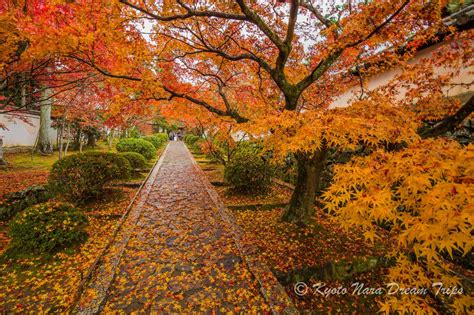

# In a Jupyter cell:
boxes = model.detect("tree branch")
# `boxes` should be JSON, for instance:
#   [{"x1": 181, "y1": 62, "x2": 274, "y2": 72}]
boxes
[
  {"x1": 160, "y1": 86, "x2": 248, "y2": 123},
  {"x1": 299, "y1": 0, "x2": 332, "y2": 28},
  {"x1": 68, "y1": 55, "x2": 142, "y2": 81},
  {"x1": 346, "y1": 0, "x2": 410, "y2": 48},
  {"x1": 296, "y1": 49, "x2": 343, "y2": 91},
  {"x1": 284, "y1": 0, "x2": 299, "y2": 45},
  {"x1": 119, "y1": 0, "x2": 248, "y2": 21},
  {"x1": 421, "y1": 95, "x2": 474, "y2": 138},
  {"x1": 235, "y1": 0, "x2": 284, "y2": 50}
]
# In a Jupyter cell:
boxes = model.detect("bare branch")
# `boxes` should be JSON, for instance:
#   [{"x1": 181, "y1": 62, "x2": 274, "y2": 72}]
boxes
[
  {"x1": 160, "y1": 85, "x2": 248, "y2": 123},
  {"x1": 68, "y1": 55, "x2": 142, "y2": 81},
  {"x1": 299, "y1": 0, "x2": 332, "y2": 28},
  {"x1": 119, "y1": 0, "x2": 248, "y2": 21}
]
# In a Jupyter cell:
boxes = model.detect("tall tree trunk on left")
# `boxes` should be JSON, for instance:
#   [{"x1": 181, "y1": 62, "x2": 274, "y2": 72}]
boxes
[
  {"x1": 0, "y1": 138, "x2": 6, "y2": 165},
  {"x1": 37, "y1": 87, "x2": 53, "y2": 154},
  {"x1": 64, "y1": 123, "x2": 71, "y2": 156},
  {"x1": 58, "y1": 120, "x2": 64, "y2": 160},
  {"x1": 21, "y1": 73, "x2": 27, "y2": 109}
]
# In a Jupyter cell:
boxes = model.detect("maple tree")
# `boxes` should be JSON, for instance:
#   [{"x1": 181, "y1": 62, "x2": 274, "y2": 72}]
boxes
[
  {"x1": 1, "y1": 0, "x2": 466, "y2": 221},
  {"x1": 68, "y1": 0, "x2": 469, "y2": 225},
  {"x1": 1, "y1": 0, "x2": 473, "y2": 312}
]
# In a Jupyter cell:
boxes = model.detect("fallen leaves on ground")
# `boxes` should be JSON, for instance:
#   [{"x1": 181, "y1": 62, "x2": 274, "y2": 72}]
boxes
[
  {"x1": 234, "y1": 209, "x2": 390, "y2": 313},
  {"x1": 198, "y1": 154, "x2": 392, "y2": 313},
  {"x1": 0, "y1": 187, "x2": 136, "y2": 312},
  {"x1": 0, "y1": 170, "x2": 49, "y2": 202}
]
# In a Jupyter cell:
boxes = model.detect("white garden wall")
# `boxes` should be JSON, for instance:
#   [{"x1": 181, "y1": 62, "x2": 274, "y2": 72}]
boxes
[
  {"x1": 0, "y1": 112, "x2": 57, "y2": 149},
  {"x1": 331, "y1": 40, "x2": 474, "y2": 108}
]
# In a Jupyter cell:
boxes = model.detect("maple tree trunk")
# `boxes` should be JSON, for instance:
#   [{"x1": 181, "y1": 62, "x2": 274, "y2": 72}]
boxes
[
  {"x1": 64, "y1": 124, "x2": 71, "y2": 156},
  {"x1": 86, "y1": 133, "x2": 96, "y2": 147},
  {"x1": 21, "y1": 73, "x2": 27, "y2": 109},
  {"x1": 108, "y1": 129, "x2": 115, "y2": 150},
  {"x1": 73, "y1": 125, "x2": 83, "y2": 150},
  {"x1": 58, "y1": 121, "x2": 64, "y2": 160},
  {"x1": 37, "y1": 87, "x2": 53, "y2": 155},
  {"x1": 0, "y1": 138, "x2": 6, "y2": 166},
  {"x1": 282, "y1": 148, "x2": 328, "y2": 225},
  {"x1": 79, "y1": 129, "x2": 83, "y2": 153}
]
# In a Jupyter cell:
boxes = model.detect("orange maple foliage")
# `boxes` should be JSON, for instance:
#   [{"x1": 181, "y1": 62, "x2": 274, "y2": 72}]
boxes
[{"x1": 1, "y1": 0, "x2": 472, "y2": 313}]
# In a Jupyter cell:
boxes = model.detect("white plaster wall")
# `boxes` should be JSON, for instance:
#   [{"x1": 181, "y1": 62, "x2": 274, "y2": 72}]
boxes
[
  {"x1": 331, "y1": 40, "x2": 474, "y2": 108},
  {"x1": 0, "y1": 113, "x2": 57, "y2": 147}
]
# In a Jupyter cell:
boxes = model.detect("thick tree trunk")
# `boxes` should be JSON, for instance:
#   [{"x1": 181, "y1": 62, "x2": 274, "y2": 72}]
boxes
[
  {"x1": 108, "y1": 129, "x2": 115, "y2": 150},
  {"x1": 86, "y1": 133, "x2": 96, "y2": 147},
  {"x1": 0, "y1": 138, "x2": 6, "y2": 165},
  {"x1": 37, "y1": 87, "x2": 53, "y2": 155},
  {"x1": 281, "y1": 148, "x2": 328, "y2": 225},
  {"x1": 73, "y1": 126, "x2": 81, "y2": 150}
]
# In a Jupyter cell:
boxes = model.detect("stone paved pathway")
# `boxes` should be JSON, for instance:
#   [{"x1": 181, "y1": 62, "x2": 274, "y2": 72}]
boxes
[{"x1": 75, "y1": 142, "x2": 278, "y2": 313}]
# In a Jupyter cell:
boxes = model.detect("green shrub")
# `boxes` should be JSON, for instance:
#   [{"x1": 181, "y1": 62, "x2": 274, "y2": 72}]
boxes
[
  {"x1": 224, "y1": 143, "x2": 273, "y2": 194},
  {"x1": 143, "y1": 135, "x2": 167, "y2": 149},
  {"x1": 116, "y1": 138, "x2": 156, "y2": 160},
  {"x1": 0, "y1": 185, "x2": 52, "y2": 222},
  {"x1": 128, "y1": 126, "x2": 141, "y2": 138},
  {"x1": 184, "y1": 134, "x2": 201, "y2": 146},
  {"x1": 49, "y1": 152, "x2": 131, "y2": 201},
  {"x1": 84, "y1": 152, "x2": 132, "y2": 174},
  {"x1": 154, "y1": 133, "x2": 168, "y2": 143},
  {"x1": 8, "y1": 201, "x2": 88, "y2": 255},
  {"x1": 184, "y1": 134, "x2": 203, "y2": 153},
  {"x1": 119, "y1": 152, "x2": 147, "y2": 169}
]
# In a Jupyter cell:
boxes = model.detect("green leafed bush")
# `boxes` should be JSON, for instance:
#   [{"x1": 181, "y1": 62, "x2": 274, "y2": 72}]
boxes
[
  {"x1": 116, "y1": 138, "x2": 156, "y2": 160},
  {"x1": 0, "y1": 185, "x2": 52, "y2": 222},
  {"x1": 49, "y1": 152, "x2": 131, "y2": 201},
  {"x1": 143, "y1": 134, "x2": 167, "y2": 149},
  {"x1": 119, "y1": 151, "x2": 147, "y2": 170},
  {"x1": 224, "y1": 143, "x2": 273, "y2": 194},
  {"x1": 184, "y1": 134, "x2": 201, "y2": 146},
  {"x1": 184, "y1": 134, "x2": 203, "y2": 153},
  {"x1": 154, "y1": 133, "x2": 169, "y2": 143},
  {"x1": 8, "y1": 201, "x2": 88, "y2": 256}
]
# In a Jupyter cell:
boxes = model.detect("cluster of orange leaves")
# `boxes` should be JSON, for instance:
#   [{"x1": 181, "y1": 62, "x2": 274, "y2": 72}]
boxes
[
  {"x1": 323, "y1": 138, "x2": 473, "y2": 313},
  {"x1": 249, "y1": 97, "x2": 419, "y2": 159}
]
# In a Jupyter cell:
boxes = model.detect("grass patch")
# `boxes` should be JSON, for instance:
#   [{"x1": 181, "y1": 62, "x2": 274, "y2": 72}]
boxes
[{"x1": 3, "y1": 140, "x2": 118, "y2": 171}]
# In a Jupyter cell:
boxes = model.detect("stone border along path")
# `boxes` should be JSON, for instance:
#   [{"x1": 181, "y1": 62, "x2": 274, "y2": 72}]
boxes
[{"x1": 73, "y1": 141, "x2": 297, "y2": 314}]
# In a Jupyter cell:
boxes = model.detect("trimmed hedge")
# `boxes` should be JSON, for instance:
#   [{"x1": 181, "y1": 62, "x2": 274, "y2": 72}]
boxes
[
  {"x1": 224, "y1": 143, "x2": 273, "y2": 194},
  {"x1": 8, "y1": 201, "x2": 88, "y2": 255},
  {"x1": 154, "y1": 133, "x2": 168, "y2": 143},
  {"x1": 184, "y1": 134, "x2": 201, "y2": 146},
  {"x1": 143, "y1": 134, "x2": 167, "y2": 149},
  {"x1": 49, "y1": 152, "x2": 131, "y2": 201},
  {"x1": 119, "y1": 152, "x2": 147, "y2": 169},
  {"x1": 184, "y1": 134, "x2": 203, "y2": 153},
  {"x1": 116, "y1": 138, "x2": 156, "y2": 160}
]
